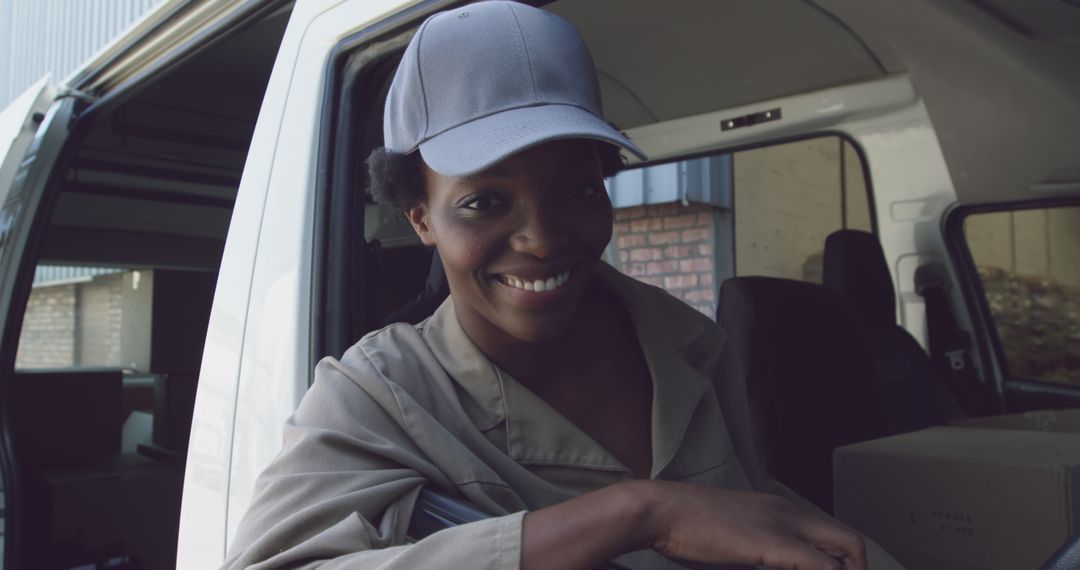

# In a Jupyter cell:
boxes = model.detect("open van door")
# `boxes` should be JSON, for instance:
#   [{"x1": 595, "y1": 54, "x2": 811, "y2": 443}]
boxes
[
  {"x1": 0, "y1": 78, "x2": 57, "y2": 207},
  {"x1": 0, "y1": 79, "x2": 81, "y2": 569}
]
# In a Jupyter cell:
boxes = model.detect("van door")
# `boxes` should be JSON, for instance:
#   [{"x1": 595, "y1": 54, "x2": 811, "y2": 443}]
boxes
[
  {"x1": 0, "y1": 87, "x2": 80, "y2": 570},
  {"x1": 177, "y1": 1, "x2": 451, "y2": 566},
  {"x1": 0, "y1": 78, "x2": 56, "y2": 208}
]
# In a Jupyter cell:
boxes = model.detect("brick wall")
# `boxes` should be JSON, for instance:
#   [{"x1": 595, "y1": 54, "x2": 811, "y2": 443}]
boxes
[
  {"x1": 78, "y1": 273, "x2": 125, "y2": 366},
  {"x1": 611, "y1": 202, "x2": 716, "y2": 317},
  {"x1": 734, "y1": 137, "x2": 865, "y2": 283},
  {"x1": 16, "y1": 283, "x2": 77, "y2": 368},
  {"x1": 15, "y1": 272, "x2": 152, "y2": 369},
  {"x1": 607, "y1": 137, "x2": 874, "y2": 318}
]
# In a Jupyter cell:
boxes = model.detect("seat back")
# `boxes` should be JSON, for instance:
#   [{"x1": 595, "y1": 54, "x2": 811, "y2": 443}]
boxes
[
  {"x1": 717, "y1": 276, "x2": 889, "y2": 512},
  {"x1": 823, "y1": 229, "x2": 965, "y2": 429},
  {"x1": 384, "y1": 248, "x2": 449, "y2": 326}
]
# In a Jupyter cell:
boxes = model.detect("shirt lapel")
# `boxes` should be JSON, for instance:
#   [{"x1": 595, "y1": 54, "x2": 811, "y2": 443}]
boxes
[
  {"x1": 425, "y1": 296, "x2": 627, "y2": 473},
  {"x1": 424, "y1": 263, "x2": 724, "y2": 480},
  {"x1": 594, "y1": 263, "x2": 715, "y2": 479},
  {"x1": 423, "y1": 298, "x2": 506, "y2": 431},
  {"x1": 499, "y1": 366, "x2": 629, "y2": 473}
]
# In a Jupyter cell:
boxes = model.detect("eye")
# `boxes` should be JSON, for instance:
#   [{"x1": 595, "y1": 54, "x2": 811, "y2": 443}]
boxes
[
  {"x1": 567, "y1": 183, "x2": 603, "y2": 200},
  {"x1": 459, "y1": 193, "x2": 506, "y2": 212}
]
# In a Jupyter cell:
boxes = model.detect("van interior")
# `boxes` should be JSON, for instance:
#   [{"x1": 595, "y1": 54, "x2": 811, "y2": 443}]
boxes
[{"x1": 3, "y1": 0, "x2": 1079, "y2": 568}]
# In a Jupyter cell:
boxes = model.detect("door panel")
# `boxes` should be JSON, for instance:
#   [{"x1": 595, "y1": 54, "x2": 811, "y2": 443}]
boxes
[{"x1": 0, "y1": 96, "x2": 78, "y2": 570}]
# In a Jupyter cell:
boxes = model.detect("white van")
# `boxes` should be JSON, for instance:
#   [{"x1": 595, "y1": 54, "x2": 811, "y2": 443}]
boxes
[{"x1": 1, "y1": 0, "x2": 1077, "y2": 568}]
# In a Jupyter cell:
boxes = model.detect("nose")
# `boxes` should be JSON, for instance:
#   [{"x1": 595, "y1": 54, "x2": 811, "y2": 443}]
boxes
[{"x1": 510, "y1": 201, "x2": 569, "y2": 259}]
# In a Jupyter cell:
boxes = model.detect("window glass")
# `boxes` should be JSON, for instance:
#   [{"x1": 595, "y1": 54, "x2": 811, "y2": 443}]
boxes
[
  {"x1": 964, "y1": 206, "x2": 1080, "y2": 386},
  {"x1": 16, "y1": 266, "x2": 152, "y2": 370},
  {"x1": 605, "y1": 136, "x2": 872, "y2": 317},
  {"x1": 734, "y1": 137, "x2": 871, "y2": 283}
]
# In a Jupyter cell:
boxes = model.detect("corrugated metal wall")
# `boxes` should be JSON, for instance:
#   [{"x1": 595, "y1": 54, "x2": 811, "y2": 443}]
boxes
[
  {"x1": 33, "y1": 265, "x2": 124, "y2": 287},
  {"x1": 0, "y1": 0, "x2": 166, "y2": 109}
]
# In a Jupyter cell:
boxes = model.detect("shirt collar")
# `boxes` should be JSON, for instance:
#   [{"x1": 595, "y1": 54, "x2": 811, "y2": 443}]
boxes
[{"x1": 423, "y1": 262, "x2": 714, "y2": 478}]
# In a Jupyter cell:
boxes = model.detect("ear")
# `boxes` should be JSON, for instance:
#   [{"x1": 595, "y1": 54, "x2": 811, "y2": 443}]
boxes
[{"x1": 405, "y1": 204, "x2": 437, "y2": 246}]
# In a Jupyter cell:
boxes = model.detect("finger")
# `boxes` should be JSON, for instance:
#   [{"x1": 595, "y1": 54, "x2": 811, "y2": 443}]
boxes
[
  {"x1": 815, "y1": 545, "x2": 867, "y2": 570},
  {"x1": 672, "y1": 561, "x2": 754, "y2": 570},
  {"x1": 760, "y1": 539, "x2": 846, "y2": 570},
  {"x1": 796, "y1": 519, "x2": 868, "y2": 570}
]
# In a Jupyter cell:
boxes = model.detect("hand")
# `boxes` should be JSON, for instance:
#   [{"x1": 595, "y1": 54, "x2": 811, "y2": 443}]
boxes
[{"x1": 638, "y1": 481, "x2": 867, "y2": 570}]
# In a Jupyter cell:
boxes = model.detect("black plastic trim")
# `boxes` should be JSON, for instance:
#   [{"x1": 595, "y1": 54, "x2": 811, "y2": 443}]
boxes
[
  {"x1": 74, "y1": 157, "x2": 241, "y2": 188},
  {"x1": 1004, "y1": 379, "x2": 1080, "y2": 411},
  {"x1": 0, "y1": 98, "x2": 84, "y2": 570},
  {"x1": 309, "y1": 0, "x2": 461, "y2": 380},
  {"x1": 68, "y1": 182, "x2": 235, "y2": 209},
  {"x1": 407, "y1": 487, "x2": 489, "y2": 539}
]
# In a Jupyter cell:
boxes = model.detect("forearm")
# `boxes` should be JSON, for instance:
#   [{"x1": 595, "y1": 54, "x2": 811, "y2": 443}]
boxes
[
  {"x1": 522, "y1": 480, "x2": 656, "y2": 570},
  {"x1": 524, "y1": 479, "x2": 875, "y2": 570}
]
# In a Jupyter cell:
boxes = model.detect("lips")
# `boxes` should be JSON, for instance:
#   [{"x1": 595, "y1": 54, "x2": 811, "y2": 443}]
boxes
[{"x1": 494, "y1": 269, "x2": 572, "y2": 292}]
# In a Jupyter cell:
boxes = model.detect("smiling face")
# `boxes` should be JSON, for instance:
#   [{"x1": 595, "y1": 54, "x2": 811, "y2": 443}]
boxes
[{"x1": 405, "y1": 139, "x2": 614, "y2": 345}]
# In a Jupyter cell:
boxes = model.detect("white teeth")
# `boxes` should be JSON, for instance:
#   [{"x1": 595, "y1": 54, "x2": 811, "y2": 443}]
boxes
[{"x1": 500, "y1": 270, "x2": 572, "y2": 292}]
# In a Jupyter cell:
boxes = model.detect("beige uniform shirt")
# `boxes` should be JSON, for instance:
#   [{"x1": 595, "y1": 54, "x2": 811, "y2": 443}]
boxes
[{"x1": 223, "y1": 264, "x2": 903, "y2": 569}]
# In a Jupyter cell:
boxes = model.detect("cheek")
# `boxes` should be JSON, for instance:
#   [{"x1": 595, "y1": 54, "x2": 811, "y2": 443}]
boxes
[
  {"x1": 436, "y1": 221, "x2": 503, "y2": 280},
  {"x1": 576, "y1": 206, "x2": 614, "y2": 254}
]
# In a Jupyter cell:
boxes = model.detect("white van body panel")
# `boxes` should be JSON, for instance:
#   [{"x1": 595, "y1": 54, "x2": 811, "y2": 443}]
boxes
[
  {"x1": 176, "y1": 2, "x2": 309, "y2": 565},
  {"x1": 843, "y1": 101, "x2": 960, "y2": 352},
  {"x1": 178, "y1": 0, "x2": 424, "y2": 566}
]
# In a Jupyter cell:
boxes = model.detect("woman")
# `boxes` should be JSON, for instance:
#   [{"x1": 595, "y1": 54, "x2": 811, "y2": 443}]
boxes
[{"x1": 224, "y1": 2, "x2": 897, "y2": 568}]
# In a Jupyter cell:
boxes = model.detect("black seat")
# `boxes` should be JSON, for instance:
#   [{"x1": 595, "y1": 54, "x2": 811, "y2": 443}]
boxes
[
  {"x1": 717, "y1": 276, "x2": 890, "y2": 513},
  {"x1": 384, "y1": 249, "x2": 449, "y2": 326},
  {"x1": 823, "y1": 230, "x2": 965, "y2": 431}
]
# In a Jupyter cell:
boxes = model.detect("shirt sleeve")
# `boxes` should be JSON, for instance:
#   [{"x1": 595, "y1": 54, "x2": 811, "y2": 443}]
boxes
[{"x1": 221, "y1": 357, "x2": 525, "y2": 570}]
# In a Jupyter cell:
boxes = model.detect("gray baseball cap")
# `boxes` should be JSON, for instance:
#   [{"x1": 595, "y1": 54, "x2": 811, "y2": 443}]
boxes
[{"x1": 383, "y1": 0, "x2": 647, "y2": 177}]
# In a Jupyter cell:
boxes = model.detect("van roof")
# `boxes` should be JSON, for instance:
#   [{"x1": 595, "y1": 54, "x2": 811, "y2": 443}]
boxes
[
  {"x1": 549, "y1": 0, "x2": 1080, "y2": 205},
  {"x1": 67, "y1": 0, "x2": 1080, "y2": 206}
]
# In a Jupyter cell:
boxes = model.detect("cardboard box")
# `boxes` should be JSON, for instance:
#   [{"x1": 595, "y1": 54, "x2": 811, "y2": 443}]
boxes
[{"x1": 834, "y1": 409, "x2": 1080, "y2": 570}]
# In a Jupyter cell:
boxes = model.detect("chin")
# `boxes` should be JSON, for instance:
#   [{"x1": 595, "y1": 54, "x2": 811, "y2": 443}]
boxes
[{"x1": 502, "y1": 312, "x2": 578, "y2": 344}]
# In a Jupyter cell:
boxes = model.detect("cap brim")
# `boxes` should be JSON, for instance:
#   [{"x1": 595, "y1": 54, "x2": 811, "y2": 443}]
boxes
[{"x1": 417, "y1": 104, "x2": 648, "y2": 177}]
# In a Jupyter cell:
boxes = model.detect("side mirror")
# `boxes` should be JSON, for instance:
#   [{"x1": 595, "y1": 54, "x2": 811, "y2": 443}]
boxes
[{"x1": 1039, "y1": 532, "x2": 1080, "y2": 570}]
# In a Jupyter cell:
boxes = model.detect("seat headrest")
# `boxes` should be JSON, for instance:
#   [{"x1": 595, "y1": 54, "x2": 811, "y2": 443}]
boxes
[{"x1": 823, "y1": 230, "x2": 895, "y2": 328}]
